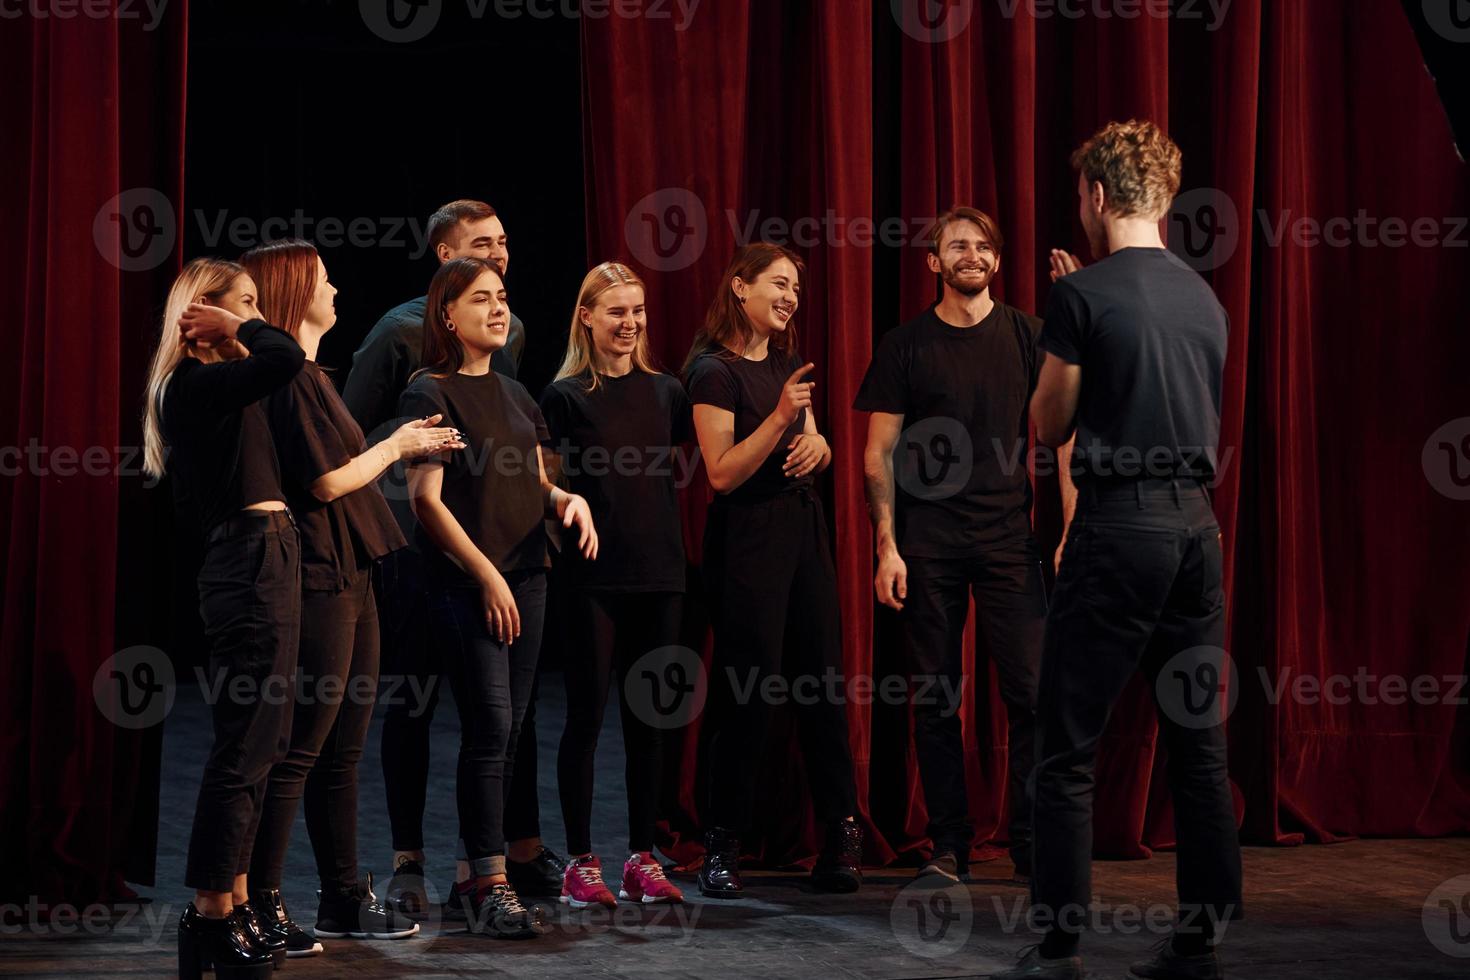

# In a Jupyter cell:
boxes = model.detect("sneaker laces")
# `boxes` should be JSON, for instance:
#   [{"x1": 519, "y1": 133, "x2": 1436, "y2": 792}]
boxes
[
  {"x1": 574, "y1": 860, "x2": 607, "y2": 886},
  {"x1": 491, "y1": 883, "x2": 529, "y2": 917},
  {"x1": 635, "y1": 858, "x2": 669, "y2": 881}
]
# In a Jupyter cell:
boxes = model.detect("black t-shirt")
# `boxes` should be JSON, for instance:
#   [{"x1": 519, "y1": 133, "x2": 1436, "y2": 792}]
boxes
[
  {"x1": 398, "y1": 369, "x2": 550, "y2": 587},
  {"x1": 854, "y1": 302, "x2": 1042, "y2": 558},
  {"x1": 686, "y1": 347, "x2": 811, "y2": 501},
  {"x1": 1039, "y1": 247, "x2": 1228, "y2": 482},
  {"x1": 162, "y1": 320, "x2": 305, "y2": 532},
  {"x1": 540, "y1": 370, "x2": 691, "y2": 593},
  {"x1": 267, "y1": 361, "x2": 406, "y2": 592}
]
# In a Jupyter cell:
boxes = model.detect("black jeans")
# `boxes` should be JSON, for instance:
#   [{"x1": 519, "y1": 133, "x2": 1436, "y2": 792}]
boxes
[
  {"x1": 378, "y1": 548, "x2": 544, "y2": 854},
  {"x1": 249, "y1": 569, "x2": 380, "y2": 896},
  {"x1": 904, "y1": 530, "x2": 1045, "y2": 871},
  {"x1": 185, "y1": 510, "x2": 301, "y2": 893},
  {"x1": 1032, "y1": 480, "x2": 1242, "y2": 947},
  {"x1": 429, "y1": 570, "x2": 547, "y2": 876},
  {"x1": 558, "y1": 591, "x2": 682, "y2": 856},
  {"x1": 703, "y1": 488, "x2": 858, "y2": 837}
]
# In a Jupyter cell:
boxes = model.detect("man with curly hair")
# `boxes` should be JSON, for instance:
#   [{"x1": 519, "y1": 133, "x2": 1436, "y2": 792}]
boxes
[{"x1": 996, "y1": 120, "x2": 1242, "y2": 980}]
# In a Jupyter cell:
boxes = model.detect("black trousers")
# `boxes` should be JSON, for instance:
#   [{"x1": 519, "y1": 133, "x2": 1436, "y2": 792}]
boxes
[
  {"x1": 557, "y1": 590, "x2": 682, "y2": 856},
  {"x1": 185, "y1": 510, "x2": 301, "y2": 893},
  {"x1": 903, "y1": 530, "x2": 1045, "y2": 871},
  {"x1": 428, "y1": 571, "x2": 547, "y2": 876},
  {"x1": 703, "y1": 488, "x2": 858, "y2": 837},
  {"x1": 378, "y1": 548, "x2": 544, "y2": 854},
  {"x1": 1032, "y1": 480, "x2": 1243, "y2": 944},
  {"x1": 249, "y1": 570, "x2": 380, "y2": 896}
]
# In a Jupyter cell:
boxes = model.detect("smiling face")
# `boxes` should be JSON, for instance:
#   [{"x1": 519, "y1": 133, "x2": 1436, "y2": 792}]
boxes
[
  {"x1": 305, "y1": 256, "x2": 338, "y2": 332},
  {"x1": 582, "y1": 283, "x2": 646, "y2": 366},
  {"x1": 445, "y1": 267, "x2": 509, "y2": 360},
  {"x1": 929, "y1": 218, "x2": 999, "y2": 297},
  {"x1": 735, "y1": 257, "x2": 800, "y2": 337},
  {"x1": 443, "y1": 214, "x2": 509, "y2": 274}
]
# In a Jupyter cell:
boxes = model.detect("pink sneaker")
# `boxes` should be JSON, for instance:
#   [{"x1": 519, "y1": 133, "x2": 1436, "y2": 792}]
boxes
[
  {"x1": 560, "y1": 855, "x2": 617, "y2": 909},
  {"x1": 620, "y1": 852, "x2": 684, "y2": 904}
]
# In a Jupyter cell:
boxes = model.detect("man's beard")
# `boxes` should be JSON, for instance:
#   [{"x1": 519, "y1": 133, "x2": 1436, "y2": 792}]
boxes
[{"x1": 941, "y1": 261, "x2": 993, "y2": 296}]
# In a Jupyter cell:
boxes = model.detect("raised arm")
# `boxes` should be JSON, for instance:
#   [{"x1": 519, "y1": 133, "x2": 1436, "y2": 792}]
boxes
[{"x1": 172, "y1": 309, "x2": 305, "y2": 417}]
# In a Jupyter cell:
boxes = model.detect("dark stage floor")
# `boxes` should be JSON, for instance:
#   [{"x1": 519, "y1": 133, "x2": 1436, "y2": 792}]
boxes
[{"x1": 5, "y1": 679, "x2": 1467, "y2": 979}]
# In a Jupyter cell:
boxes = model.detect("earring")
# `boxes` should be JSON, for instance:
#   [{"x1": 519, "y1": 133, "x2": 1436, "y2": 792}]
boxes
[
  {"x1": 447, "y1": 321, "x2": 456, "y2": 331},
  {"x1": 737, "y1": 294, "x2": 746, "y2": 305}
]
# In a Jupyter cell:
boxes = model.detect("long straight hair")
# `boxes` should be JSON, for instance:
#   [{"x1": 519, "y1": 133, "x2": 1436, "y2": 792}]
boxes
[
  {"x1": 416, "y1": 257, "x2": 505, "y2": 380},
  {"x1": 240, "y1": 238, "x2": 318, "y2": 338},
  {"x1": 555, "y1": 261, "x2": 661, "y2": 391},
  {"x1": 141, "y1": 258, "x2": 246, "y2": 479},
  {"x1": 682, "y1": 241, "x2": 804, "y2": 380}
]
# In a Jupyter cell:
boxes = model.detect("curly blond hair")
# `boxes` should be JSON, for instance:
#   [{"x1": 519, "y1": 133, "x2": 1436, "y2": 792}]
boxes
[{"x1": 1070, "y1": 119, "x2": 1182, "y2": 220}]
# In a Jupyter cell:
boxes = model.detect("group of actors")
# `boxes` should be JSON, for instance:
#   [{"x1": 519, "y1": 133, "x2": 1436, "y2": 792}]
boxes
[{"x1": 147, "y1": 119, "x2": 1242, "y2": 980}]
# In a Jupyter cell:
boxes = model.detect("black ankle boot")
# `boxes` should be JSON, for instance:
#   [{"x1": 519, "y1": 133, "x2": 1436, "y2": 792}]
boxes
[
  {"x1": 231, "y1": 900, "x2": 286, "y2": 968},
  {"x1": 812, "y1": 818, "x2": 863, "y2": 893},
  {"x1": 177, "y1": 902, "x2": 274, "y2": 980},
  {"x1": 699, "y1": 827, "x2": 743, "y2": 899}
]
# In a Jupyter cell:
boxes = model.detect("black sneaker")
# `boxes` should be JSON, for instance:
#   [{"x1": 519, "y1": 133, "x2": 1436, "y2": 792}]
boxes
[
  {"x1": 1130, "y1": 937, "x2": 1224, "y2": 979},
  {"x1": 466, "y1": 882, "x2": 545, "y2": 940},
  {"x1": 249, "y1": 888, "x2": 323, "y2": 957},
  {"x1": 384, "y1": 857, "x2": 432, "y2": 920},
  {"x1": 698, "y1": 827, "x2": 743, "y2": 899},
  {"x1": 994, "y1": 943, "x2": 1084, "y2": 980},
  {"x1": 811, "y1": 818, "x2": 863, "y2": 893},
  {"x1": 916, "y1": 850, "x2": 963, "y2": 884},
  {"x1": 506, "y1": 845, "x2": 568, "y2": 898},
  {"x1": 315, "y1": 872, "x2": 420, "y2": 940}
]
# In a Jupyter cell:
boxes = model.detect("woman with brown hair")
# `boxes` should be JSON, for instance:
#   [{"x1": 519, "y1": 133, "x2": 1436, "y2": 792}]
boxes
[
  {"x1": 400, "y1": 256, "x2": 597, "y2": 939},
  {"x1": 683, "y1": 242, "x2": 863, "y2": 900},
  {"x1": 542, "y1": 261, "x2": 689, "y2": 909},
  {"x1": 144, "y1": 258, "x2": 302, "y2": 979},
  {"x1": 237, "y1": 239, "x2": 454, "y2": 955}
]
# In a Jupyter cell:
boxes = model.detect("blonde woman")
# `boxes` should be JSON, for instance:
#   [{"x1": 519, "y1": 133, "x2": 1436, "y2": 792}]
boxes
[
  {"x1": 541, "y1": 262, "x2": 690, "y2": 908},
  {"x1": 143, "y1": 258, "x2": 304, "y2": 979}
]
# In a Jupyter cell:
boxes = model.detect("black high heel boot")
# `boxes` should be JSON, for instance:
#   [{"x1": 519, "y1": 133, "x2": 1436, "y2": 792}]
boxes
[
  {"x1": 233, "y1": 900, "x2": 287, "y2": 967},
  {"x1": 698, "y1": 827, "x2": 744, "y2": 899},
  {"x1": 177, "y1": 903, "x2": 274, "y2": 980}
]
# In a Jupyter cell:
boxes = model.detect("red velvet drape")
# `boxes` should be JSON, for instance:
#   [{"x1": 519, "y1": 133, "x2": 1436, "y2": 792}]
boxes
[
  {"x1": 583, "y1": 0, "x2": 1470, "y2": 867},
  {"x1": 0, "y1": 4, "x2": 188, "y2": 904}
]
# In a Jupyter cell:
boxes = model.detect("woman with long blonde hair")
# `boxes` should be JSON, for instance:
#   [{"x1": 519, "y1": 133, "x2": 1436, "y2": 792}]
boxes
[
  {"x1": 145, "y1": 257, "x2": 305, "y2": 980},
  {"x1": 541, "y1": 261, "x2": 690, "y2": 909}
]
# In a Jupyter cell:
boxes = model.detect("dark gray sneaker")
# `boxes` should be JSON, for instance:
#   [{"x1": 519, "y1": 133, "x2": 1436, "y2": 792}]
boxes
[
  {"x1": 994, "y1": 943, "x2": 1084, "y2": 980},
  {"x1": 1130, "y1": 938, "x2": 1224, "y2": 979},
  {"x1": 916, "y1": 850, "x2": 963, "y2": 884},
  {"x1": 314, "y1": 873, "x2": 420, "y2": 940}
]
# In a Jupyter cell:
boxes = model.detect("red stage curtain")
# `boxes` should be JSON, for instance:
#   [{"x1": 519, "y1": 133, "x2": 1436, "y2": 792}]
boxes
[
  {"x1": 583, "y1": 0, "x2": 1470, "y2": 868},
  {"x1": 0, "y1": 4, "x2": 188, "y2": 904}
]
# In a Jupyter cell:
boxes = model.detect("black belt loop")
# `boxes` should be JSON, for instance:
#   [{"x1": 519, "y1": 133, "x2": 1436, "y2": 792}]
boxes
[
  {"x1": 1172, "y1": 479, "x2": 1182, "y2": 509},
  {"x1": 1134, "y1": 481, "x2": 1144, "y2": 510}
]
